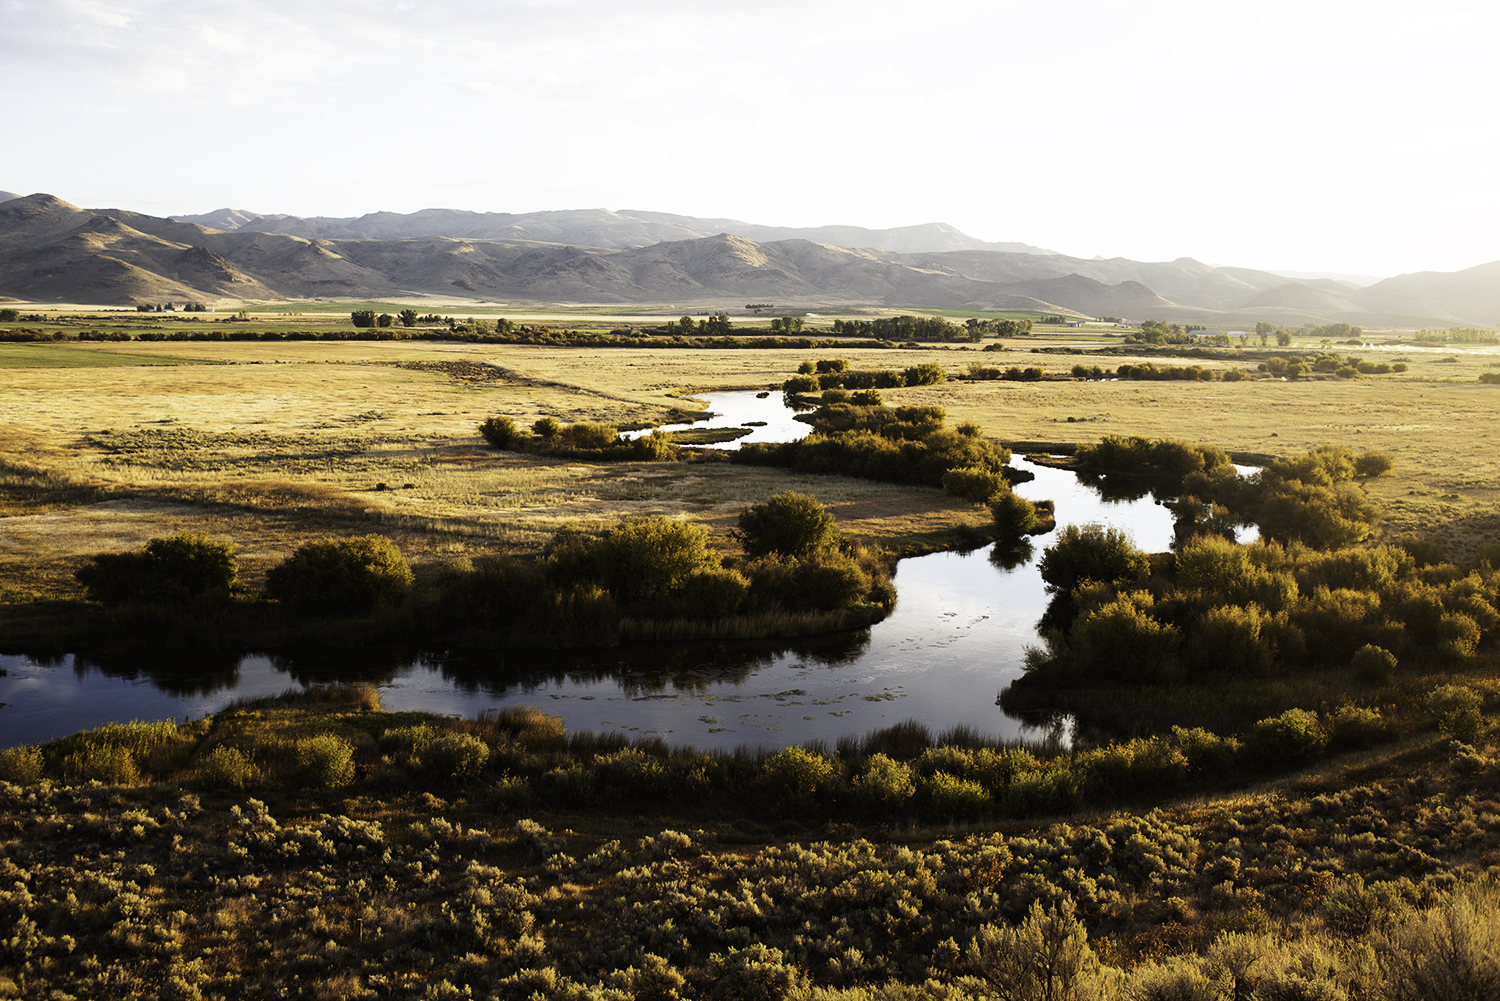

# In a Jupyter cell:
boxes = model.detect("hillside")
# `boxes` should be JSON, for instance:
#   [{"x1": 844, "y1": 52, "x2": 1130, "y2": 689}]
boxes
[
  {"x1": 3, "y1": 192, "x2": 1499, "y2": 325},
  {"x1": 174, "y1": 204, "x2": 1061, "y2": 257}
]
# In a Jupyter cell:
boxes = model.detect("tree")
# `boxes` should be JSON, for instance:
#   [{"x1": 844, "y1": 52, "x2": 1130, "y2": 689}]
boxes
[
  {"x1": 376, "y1": 313, "x2": 394, "y2": 328},
  {"x1": 398, "y1": 309, "x2": 418, "y2": 328},
  {"x1": 704, "y1": 312, "x2": 732, "y2": 335},
  {"x1": 736, "y1": 492, "x2": 840, "y2": 559},
  {"x1": 677, "y1": 315, "x2": 696, "y2": 334},
  {"x1": 350, "y1": 309, "x2": 376, "y2": 328}
]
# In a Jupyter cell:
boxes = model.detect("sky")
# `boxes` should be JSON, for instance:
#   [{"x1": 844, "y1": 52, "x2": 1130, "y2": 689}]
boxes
[{"x1": 2, "y1": 0, "x2": 1496, "y2": 279}]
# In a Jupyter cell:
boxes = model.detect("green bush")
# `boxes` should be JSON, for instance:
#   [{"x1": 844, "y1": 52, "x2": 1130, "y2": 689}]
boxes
[
  {"x1": 1380, "y1": 883, "x2": 1500, "y2": 1001},
  {"x1": 736, "y1": 491, "x2": 840, "y2": 559},
  {"x1": 991, "y1": 489, "x2": 1042, "y2": 539},
  {"x1": 592, "y1": 748, "x2": 669, "y2": 802},
  {"x1": 531, "y1": 416, "x2": 561, "y2": 439},
  {"x1": 925, "y1": 771, "x2": 992, "y2": 818},
  {"x1": 968, "y1": 898, "x2": 1100, "y2": 1000},
  {"x1": 1354, "y1": 451, "x2": 1395, "y2": 477},
  {"x1": 761, "y1": 746, "x2": 835, "y2": 803},
  {"x1": 266, "y1": 535, "x2": 414, "y2": 614},
  {"x1": 380, "y1": 723, "x2": 436, "y2": 758},
  {"x1": 556, "y1": 422, "x2": 619, "y2": 449},
  {"x1": 1244, "y1": 709, "x2": 1327, "y2": 769},
  {"x1": 1069, "y1": 591, "x2": 1182, "y2": 683},
  {"x1": 1170, "y1": 726, "x2": 1239, "y2": 772},
  {"x1": 903, "y1": 362, "x2": 946, "y2": 385},
  {"x1": 198, "y1": 745, "x2": 259, "y2": 789},
  {"x1": 1351, "y1": 643, "x2": 1398, "y2": 684},
  {"x1": 478, "y1": 415, "x2": 527, "y2": 449},
  {"x1": 422, "y1": 733, "x2": 489, "y2": 781},
  {"x1": 1327, "y1": 704, "x2": 1390, "y2": 751},
  {"x1": 591, "y1": 516, "x2": 720, "y2": 603},
  {"x1": 855, "y1": 753, "x2": 916, "y2": 806},
  {"x1": 1426, "y1": 684, "x2": 1484, "y2": 742},
  {"x1": 60, "y1": 744, "x2": 138, "y2": 785},
  {"x1": 942, "y1": 466, "x2": 1007, "y2": 502},
  {"x1": 0, "y1": 746, "x2": 43, "y2": 785},
  {"x1": 1038, "y1": 523, "x2": 1150, "y2": 592},
  {"x1": 297, "y1": 734, "x2": 356, "y2": 788},
  {"x1": 680, "y1": 566, "x2": 751, "y2": 618},
  {"x1": 1184, "y1": 603, "x2": 1276, "y2": 677},
  {"x1": 75, "y1": 532, "x2": 238, "y2": 604}
]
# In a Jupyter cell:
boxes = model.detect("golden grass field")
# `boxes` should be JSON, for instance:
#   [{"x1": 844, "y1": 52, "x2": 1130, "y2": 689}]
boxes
[{"x1": 2, "y1": 331, "x2": 1497, "y2": 601}]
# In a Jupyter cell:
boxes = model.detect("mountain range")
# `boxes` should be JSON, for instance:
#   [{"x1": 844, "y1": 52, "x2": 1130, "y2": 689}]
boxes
[{"x1": 1, "y1": 191, "x2": 1496, "y2": 327}]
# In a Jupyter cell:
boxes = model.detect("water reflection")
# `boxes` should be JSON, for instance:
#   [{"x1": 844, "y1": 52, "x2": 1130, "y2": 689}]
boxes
[{"x1": 1, "y1": 443, "x2": 1240, "y2": 751}]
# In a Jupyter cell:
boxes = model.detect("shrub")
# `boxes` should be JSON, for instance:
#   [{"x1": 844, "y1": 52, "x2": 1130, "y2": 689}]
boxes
[
  {"x1": 679, "y1": 566, "x2": 751, "y2": 618},
  {"x1": 197, "y1": 745, "x2": 259, "y2": 789},
  {"x1": 1327, "y1": 704, "x2": 1390, "y2": 750},
  {"x1": 592, "y1": 748, "x2": 668, "y2": 802},
  {"x1": 968, "y1": 898, "x2": 1100, "y2": 1001},
  {"x1": 556, "y1": 422, "x2": 619, "y2": 450},
  {"x1": 1426, "y1": 684, "x2": 1484, "y2": 742},
  {"x1": 925, "y1": 771, "x2": 992, "y2": 818},
  {"x1": 1184, "y1": 603, "x2": 1275, "y2": 677},
  {"x1": 991, "y1": 490, "x2": 1042, "y2": 538},
  {"x1": 75, "y1": 532, "x2": 238, "y2": 604},
  {"x1": 380, "y1": 723, "x2": 436, "y2": 758},
  {"x1": 856, "y1": 753, "x2": 916, "y2": 806},
  {"x1": 579, "y1": 516, "x2": 719, "y2": 601},
  {"x1": 1171, "y1": 726, "x2": 1239, "y2": 772},
  {"x1": 1380, "y1": 883, "x2": 1500, "y2": 1001},
  {"x1": 1243, "y1": 709, "x2": 1327, "y2": 769},
  {"x1": 1354, "y1": 451, "x2": 1394, "y2": 477},
  {"x1": 0, "y1": 746, "x2": 43, "y2": 785},
  {"x1": 761, "y1": 746, "x2": 835, "y2": 803},
  {"x1": 422, "y1": 733, "x2": 489, "y2": 781},
  {"x1": 266, "y1": 535, "x2": 414, "y2": 614},
  {"x1": 1038, "y1": 523, "x2": 1150, "y2": 592},
  {"x1": 1351, "y1": 643, "x2": 1397, "y2": 684},
  {"x1": 60, "y1": 744, "x2": 138, "y2": 785},
  {"x1": 1069, "y1": 591, "x2": 1182, "y2": 683},
  {"x1": 903, "y1": 362, "x2": 946, "y2": 385},
  {"x1": 478, "y1": 415, "x2": 526, "y2": 449},
  {"x1": 943, "y1": 465, "x2": 1007, "y2": 502},
  {"x1": 531, "y1": 416, "x2": 561, "y2": 439},
  {"x1": 298, "y1": 734, "x2": 355, "y2": 788},
  {"x1": 736, "y1": 491, "x2": 840, "y2": 559}
]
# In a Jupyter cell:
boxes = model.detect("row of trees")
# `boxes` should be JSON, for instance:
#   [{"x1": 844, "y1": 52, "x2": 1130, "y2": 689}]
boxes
[{"x1": 350, "y1": 308, "x2": 420, "y2": 328}]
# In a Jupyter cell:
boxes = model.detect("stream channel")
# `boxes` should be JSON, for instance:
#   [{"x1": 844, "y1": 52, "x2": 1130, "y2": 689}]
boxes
[{"x1": 0, "y1": 391, "x2": 1226, "y2": 751}]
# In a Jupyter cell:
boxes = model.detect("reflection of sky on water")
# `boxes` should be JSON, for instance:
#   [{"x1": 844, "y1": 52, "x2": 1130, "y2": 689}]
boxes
[
  {"x1": 624, "y1": 390, "x2": 814, "y2": 449},
  {"x1": 1, "y1": 421, "x2": 1238, "y2": 751}
]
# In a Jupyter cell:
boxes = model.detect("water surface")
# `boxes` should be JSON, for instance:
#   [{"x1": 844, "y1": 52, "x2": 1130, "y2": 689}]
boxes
[{"x1": 0, "y1": 397, "x2": 1212, "y2": 751}]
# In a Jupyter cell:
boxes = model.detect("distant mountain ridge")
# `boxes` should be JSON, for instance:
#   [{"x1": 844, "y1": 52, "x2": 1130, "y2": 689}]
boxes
[
  {"x1": 172, "y1": 205, "x2": 1060, "y2": 257},
  {"x1": 2, "y1": 192, "x2": 1497, "y2": 326}
]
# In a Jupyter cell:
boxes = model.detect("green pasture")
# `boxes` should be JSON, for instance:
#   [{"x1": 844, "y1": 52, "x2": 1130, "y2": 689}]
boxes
[{"x1": 0, "y1": 344, "x2": 211, "y2": 368}]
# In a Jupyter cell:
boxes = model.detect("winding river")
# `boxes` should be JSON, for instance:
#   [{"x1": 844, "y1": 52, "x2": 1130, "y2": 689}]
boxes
[{"x1": 0, "y1": 393, "x2": 1202, "y2": 751}]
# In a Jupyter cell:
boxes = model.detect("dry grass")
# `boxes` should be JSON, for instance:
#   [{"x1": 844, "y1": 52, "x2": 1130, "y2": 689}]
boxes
[{"x1": 2, "y1": 336, "x2": 1496, "y2": 598}]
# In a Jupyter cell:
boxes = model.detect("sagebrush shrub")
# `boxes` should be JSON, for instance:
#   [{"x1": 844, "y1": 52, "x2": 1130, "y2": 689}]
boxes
[
  {"x1": 297, "y1": 734, "x2": 355, "y2": 788},
  {"x1": 198, "y1": 746, "x2": 259, "y2": 789}
]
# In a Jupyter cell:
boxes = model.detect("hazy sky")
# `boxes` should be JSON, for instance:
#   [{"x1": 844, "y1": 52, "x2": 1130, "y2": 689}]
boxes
[{"x1": 3, "y1": 0, "x2": 1495, "y2": 278}]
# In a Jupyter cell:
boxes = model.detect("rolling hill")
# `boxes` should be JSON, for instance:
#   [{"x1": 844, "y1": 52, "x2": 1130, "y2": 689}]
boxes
[{"x1": 2, "y1": 192, "x2": 1497, "y2": 326}]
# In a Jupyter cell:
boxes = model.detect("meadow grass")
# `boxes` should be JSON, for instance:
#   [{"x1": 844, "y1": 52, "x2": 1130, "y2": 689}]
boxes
[
  {"x1": 2, "y1": 329, "x2": 1497, "y2": 607},
  {"x1": 0, "y1": 343, "x2": 212, "y2": 368}
]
